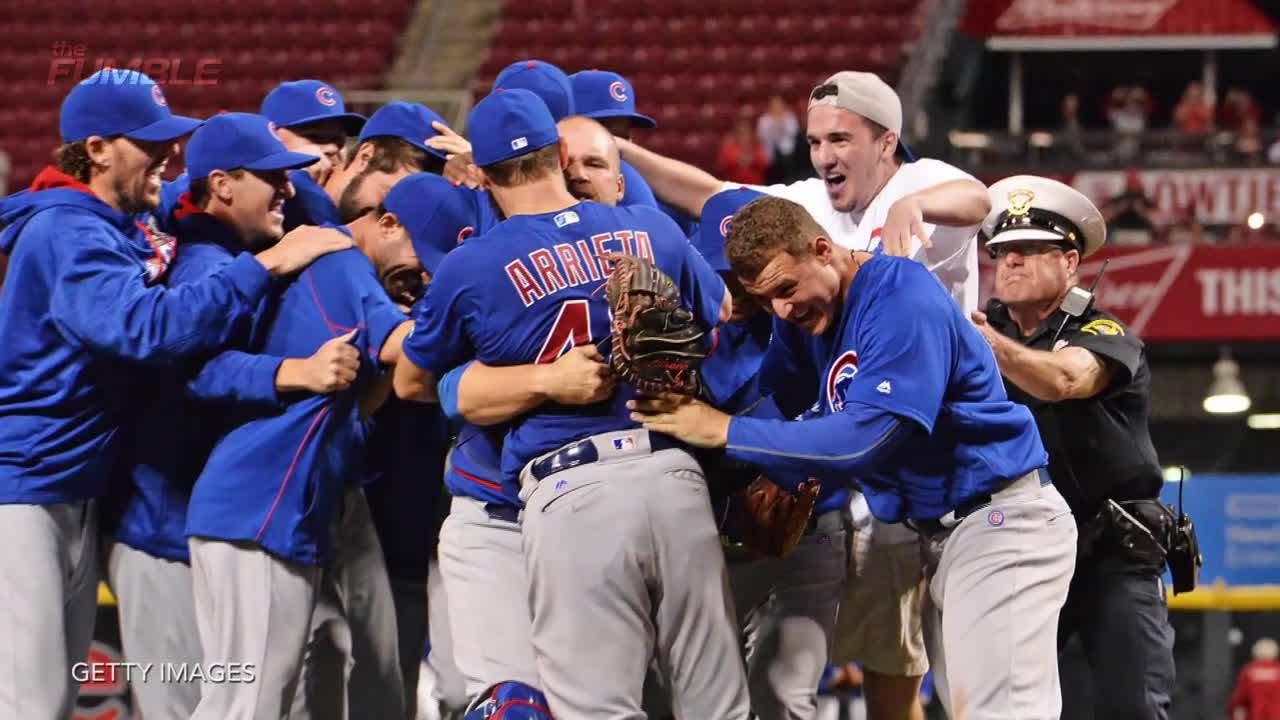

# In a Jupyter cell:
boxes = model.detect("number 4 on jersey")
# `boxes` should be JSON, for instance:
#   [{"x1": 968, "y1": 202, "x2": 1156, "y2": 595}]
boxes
[{"x1": 537, "y1": 299, "x2": 592, "y2": 363}]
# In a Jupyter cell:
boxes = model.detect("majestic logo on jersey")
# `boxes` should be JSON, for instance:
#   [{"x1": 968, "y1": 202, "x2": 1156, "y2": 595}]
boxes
[
  {"x1": 719, "y1": 214, "x2": 733, "y2": 238},
  {"x1": 609, "y1": 81, "x2": 628, "y2": 102},
  {"x1": 315, "y1": 85, "x2": 337, "y2": 106},
  {"x1": 1080, "y1": 318, "x2": 1124, "y2": 336},
  {"x1": 876, "y1": 380, "x2": 892, "y2": 395},
  {"x1": 1007, "y1": 188, "x2": 1035, "y2": 217},
  {"x1": 826, "y1": 351, "x2": 859, "y2": 412},
  {"x1": 457, "y1": 226, "x2": 475, "y2": 244},
  {"x1": 151, "y1": 84, "x2": 168, "y2": 107}
]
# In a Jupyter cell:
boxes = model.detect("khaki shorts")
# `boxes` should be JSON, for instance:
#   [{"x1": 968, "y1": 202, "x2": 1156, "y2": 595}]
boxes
[{"x1": 832, "y1": 517, "x2": 929, "y2": 677}]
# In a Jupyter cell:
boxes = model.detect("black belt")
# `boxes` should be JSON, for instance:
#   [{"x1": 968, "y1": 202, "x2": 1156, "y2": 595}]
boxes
[
  {"x1": 484, "y1": 503, "x2": 520, "y2": 523},
  {"x1": 905, "y1": 471, "x2": 1050, "y2": 537},
  {"x1": 530, "y1": 433, "x2": 683, "y2": 482}
]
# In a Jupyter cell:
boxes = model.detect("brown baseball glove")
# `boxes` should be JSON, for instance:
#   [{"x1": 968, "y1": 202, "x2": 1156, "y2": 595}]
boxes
[
  {"x1": 734, "y1": 476, "x2": 822, "y2": 558},
  {"x1": 604, "y1": 253, "x2": 711, "y2": 396}
]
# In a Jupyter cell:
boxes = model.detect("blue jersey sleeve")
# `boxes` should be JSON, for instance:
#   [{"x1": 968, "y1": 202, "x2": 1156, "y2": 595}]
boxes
[
  {"x1": 669, "y1": 226, "x2": 725, "y2": 331},
  {"x1": 48, "y1": 221, "x2": 271, "y2": 365},
  {"x1": 354, "y1": 269, "x2": 411, "y2": 366},
  {"x1": 619, "y1": 162, "x2": 659, "y2": 209},
  {"x1": 185, "y1": 351, "x2": 282, "y2": 406},
  {"x1": 436, "y1": 360, "x2": 473, "y2": 424},
  {"x1": 725, "y1": 404, "x2": 916, "y2": 488},
  {"x1": 402, "y1": 252, "x2": 477, "y2": 376},
  {"x1": 841, "y1": 263, "x2": 954, "y2": 433}
]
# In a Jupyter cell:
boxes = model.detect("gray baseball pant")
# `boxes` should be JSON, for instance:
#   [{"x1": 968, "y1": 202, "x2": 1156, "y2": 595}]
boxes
[
  {"x1": 730, "y1": 508, "x2": 849, "y2": 720},
  {"x1": 519, "y1": 432, "x2": 751, "y2": 720},
  {"x1": 423, "y1": 556, "x2": 468, "y2": 719},
  {"x1": 290, "y1": 485, "x2": 405, "y2": 720},
  {"x1": 436, "y1": 495, "x2": 540, "y2": 699},
  {"x1": 189, "y1": 537, "x2": 320, "y2": 720},
  {"x1": 0, "y1": 501, "x2": 99, "y2": 720},
  {"x1": 919, "y1": 471, "x2": 1077, "y2": 720},
  {"x1": 106, "y1": 541, "x2": 202, "y2": 718}
]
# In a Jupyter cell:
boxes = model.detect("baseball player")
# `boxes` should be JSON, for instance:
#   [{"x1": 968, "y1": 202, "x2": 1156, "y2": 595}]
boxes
[
  {"x1": 103, "y1": 112, "x2": 357, "y2": 720},
  {"x1": 260, "y1": 79, "x2": 368, "y2": 230},
  {"x1": 359, "y1": 172, "x2": 481, "y2": 719},
  {"x1": 621, "y1": 70, "x2": 991, "y2": 716},
  {"x1": 632, "y1": 195, "x2": 1078, "y2": 719},
  {"x1": 394, "y1": 89, "x2": 747, "y2": 719},
  {"x1": 0, "y1": 70, "x2": 347, "y2": 719},
  {"x1": 394, "y1": 112, "x2": 624, "y2": 716},
  {"x1": 182, "y1": 133, "x2": 418, "y2": 718},
  {"x1": 689, "y1": 188, "x2": 851, "y2": 720}
]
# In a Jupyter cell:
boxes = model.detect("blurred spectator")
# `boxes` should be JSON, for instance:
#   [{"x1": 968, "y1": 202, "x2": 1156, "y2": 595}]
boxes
[
  {"x1": 757, "y1": 95, "x2": 798, "y2": 170},
  {"x1": 1172, "y1": 82, "x2": 1213, "y2": 134},
  {"x1": 1228, "y1": 637, "x2": 1280, "y2": 720},
  {"x1": 1100, "y1": 169, "x2": 1159, "y2": 244},
  {"x1": 1217, "y1": 87, "x2": 1261, "y2": 133},
  {"x1": 1061, "y1": 93, "x2": 1084, "y2": 156},
  {"x1": 716, "y1": 113, "x2": 769, "y2": 185},
  {"x1": 1107, "y1": 86, "x2": 1150, "y2": 161}
]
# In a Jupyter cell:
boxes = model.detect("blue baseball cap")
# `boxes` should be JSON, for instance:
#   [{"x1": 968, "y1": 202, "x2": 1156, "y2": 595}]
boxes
[
  {"x1": 493, "y1": 60, "x2": 575, "y2": 121},
  {"x1": 60, "y1": 69, "x2": 203, "y2": 143},
  {"x1": 696, "y1": 188, "x2": 766, "y2": 272},
  {"x1": 467, "y1": 89, "x2": 560, "y2": 168},
  {"x1": 260, "y1": 80, "x2": 366, "y2": 134},
  {"x1": 185, "y1": 113, "x2": 320, "y2": 181},
  {"x1": 570, "y1": 70, "x2": 656, "y2": 129},
  {"x1": 383, "y1": 173, "x2": 479, "y2": 275},
  {"x1": 358, "y1": 101, "x2": 448, "y2": 159}
]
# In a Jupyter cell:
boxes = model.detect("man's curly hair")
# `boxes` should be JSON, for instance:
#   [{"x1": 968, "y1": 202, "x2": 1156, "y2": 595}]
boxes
[{"x1": 724, "y1": 195, "x2": 828, "y2": 279}]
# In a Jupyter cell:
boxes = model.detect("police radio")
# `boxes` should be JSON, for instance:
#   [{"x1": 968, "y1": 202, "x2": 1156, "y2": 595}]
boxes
[
  {"x1": 1166, "y1": 466, "x2": 1203, "y2": 595},
  {"x1": 1050, "y1": 259, "x2": 1109, "y2": 346}
]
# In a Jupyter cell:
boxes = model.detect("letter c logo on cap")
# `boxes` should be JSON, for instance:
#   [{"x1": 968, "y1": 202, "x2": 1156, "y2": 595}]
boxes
[
  {"x1": 609, "y1": 81, "x2": 628, "y2": 102},
  {"x1": 151, "y1": 85, "x2": 168, "y2": 107},
  {"x1": 457, "y1": 226, "x2": 475, "y2": 244},
  {"x1": 719, "y1": 215, "x2": 733, "y2": 238},
  {"x1": 315, "y1": 86, "x2": 337, "y2": 107}
]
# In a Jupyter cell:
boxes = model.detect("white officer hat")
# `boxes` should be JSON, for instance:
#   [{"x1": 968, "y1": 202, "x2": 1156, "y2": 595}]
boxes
[{"x1": 983, "y1": 175, "x2": 1106, "y2": 258}]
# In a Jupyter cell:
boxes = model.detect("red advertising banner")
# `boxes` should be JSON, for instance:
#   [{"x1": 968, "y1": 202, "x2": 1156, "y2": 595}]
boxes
[
  {"x1": 1072, "y1": 168, "x2": 1280, "y2": 226},
  {"x1": 979, "y1": 244, "x2": 1280, "y2": 340}
]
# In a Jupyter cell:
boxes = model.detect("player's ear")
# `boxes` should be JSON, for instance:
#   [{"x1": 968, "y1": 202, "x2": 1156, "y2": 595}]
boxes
[
  {"x1": 377, "y1": 210, "x2": 401, "y2": 238},
  {"x1": 350, "y1": 142, "x2": 376, "y2": 172},
  {"x1": 557, "y1": 138, "x2": 570, "y2": 171},
  {"x1": 616, "y1": 171, "x2": 625, "y2": 199},
  {"x1": 84, "y1": 135, "x2": 111, "y2": 170},
  {"x1": 881, "y1": 130, "x2": 899, "y2": 162},
  {"x1": 208, "y1": 170, "x2": 234, "y2": 204},
  {"x1": 813, "y1": 234, "x2": 834, "y2": 264}
]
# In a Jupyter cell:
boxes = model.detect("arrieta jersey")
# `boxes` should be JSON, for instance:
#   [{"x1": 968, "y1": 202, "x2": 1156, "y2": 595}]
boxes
[{"x1": 403, "y1": 200, "x2": 725, "y2": 481}]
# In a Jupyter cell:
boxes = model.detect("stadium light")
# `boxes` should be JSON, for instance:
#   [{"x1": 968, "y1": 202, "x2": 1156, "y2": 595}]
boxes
[
  {"x1": 1247, "y1": 212, "x2": 1265, "y2": 230},
  {"x1": 1203, "y1": 348, "x2": 1251, "y2": 415},
  {"x1": 1247, "y1": 414, "x2": 1280, "y2": 430}
]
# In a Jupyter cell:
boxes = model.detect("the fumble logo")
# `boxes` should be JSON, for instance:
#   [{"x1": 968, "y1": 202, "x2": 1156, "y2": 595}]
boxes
[
  {"x1": 988, "y1": 509, "x2": 1005, "y2": 527},
  {"x1": 511, "y1": 136, "x2": 529, "y2": 151},
  {"x1": 609, "y1": 80, "x2": 628, "y2": 102},
  {"x1": 457, "y1": 226, "x2": 475, "y2": 244},
  {"x1": 825, "y1": 351, "x2": 859, "y2": 412},
  {"x1": 719, "y1": 214, "x2": 733, "y2": 238},
  {"x1": 315, "y1": 85, "x2": 337, "y2": 106},
  {"x1": 150, "y1": 84, "x2": 167, "y2": 106}
]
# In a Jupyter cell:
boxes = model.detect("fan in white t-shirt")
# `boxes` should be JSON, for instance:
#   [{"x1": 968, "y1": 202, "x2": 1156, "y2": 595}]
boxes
[{"x1": 619, "y1": 70, "x2": 990, "y2": 313}]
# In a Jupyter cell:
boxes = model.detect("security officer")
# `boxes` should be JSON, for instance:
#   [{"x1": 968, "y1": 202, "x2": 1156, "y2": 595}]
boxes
[{"x1": 970, "y1": 175, "x2": 1176, "y2": 720}]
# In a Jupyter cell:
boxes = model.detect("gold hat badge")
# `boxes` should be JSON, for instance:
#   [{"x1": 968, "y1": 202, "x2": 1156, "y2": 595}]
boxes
[{"x1": 1007, "y1": 188, "x2": 1035, "y2": 218}]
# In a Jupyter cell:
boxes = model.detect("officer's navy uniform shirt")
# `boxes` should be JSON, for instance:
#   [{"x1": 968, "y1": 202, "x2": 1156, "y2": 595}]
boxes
[{"x1": 984, "y1": 301, "x2": 1162, "y2": 520}]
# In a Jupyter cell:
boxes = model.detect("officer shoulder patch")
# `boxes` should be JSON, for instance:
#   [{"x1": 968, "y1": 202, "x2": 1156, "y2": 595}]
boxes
[{"x1": 1080, "y1": 318, "x2": 1124, "y2": 336}]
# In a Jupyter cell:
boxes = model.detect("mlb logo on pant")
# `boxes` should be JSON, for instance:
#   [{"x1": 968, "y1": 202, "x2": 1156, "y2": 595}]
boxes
[{"x1": 613, "y1": 436, "x2": 636, "y2": 451}]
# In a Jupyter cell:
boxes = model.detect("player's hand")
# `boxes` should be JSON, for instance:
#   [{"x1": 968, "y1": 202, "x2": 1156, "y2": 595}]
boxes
[
  {"x1": 300, "y1": 329, "x2": 361, "y2": 393},
  {"x1": 427, "y1": 121, "x2": 473, "y2": 158},
  {"x1": 256, "y1": 226, "x2": 353, "y2": 276},
  {"x1": 628, "y1": 394, "x2": 730, "y2": 448},
  {"x1": 443, "y1": 153, "x2": 484, "y2": 189},
  {"x1": 539, "y1": 346, "x2": 616, "y2": 405},
  {"x1": 881, "y1": 196, "x2": 932, "y2": 256},
  {"x1": 969, "y1": 310, "x2": 1001, "y2": 347}
]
